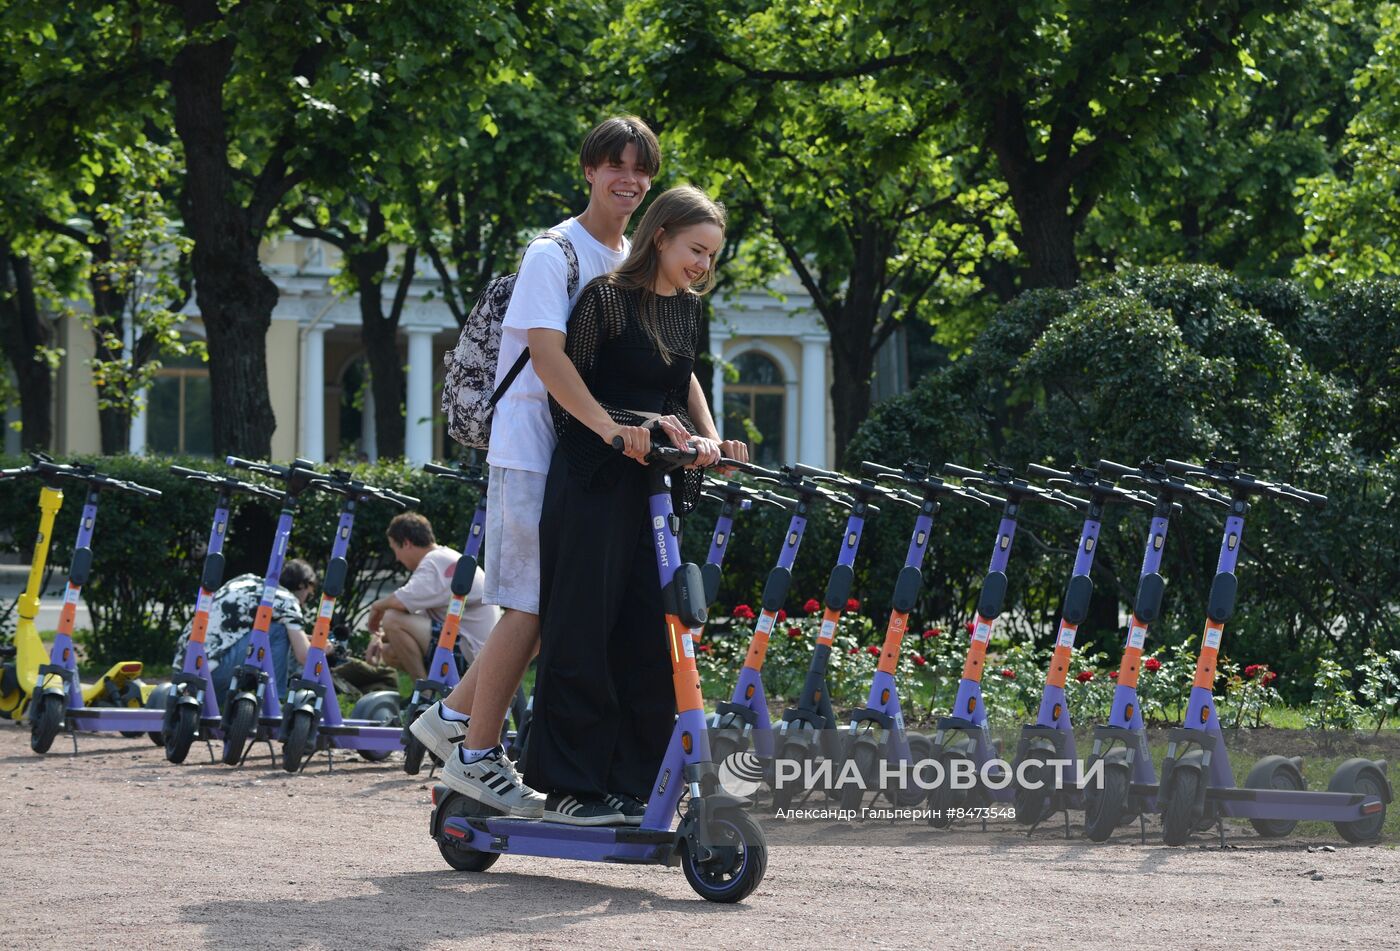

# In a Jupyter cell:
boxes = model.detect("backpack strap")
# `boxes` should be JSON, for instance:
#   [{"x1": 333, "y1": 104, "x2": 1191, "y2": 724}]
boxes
[{"x1": 489, "y1": 230, "x2": 581, "y2": 408}]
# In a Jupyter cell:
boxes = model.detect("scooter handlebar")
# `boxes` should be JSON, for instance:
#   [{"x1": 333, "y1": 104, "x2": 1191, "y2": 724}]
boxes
[
  {"x1": 1275, "y1": 483, "x2": 1328, "y2": 508},
  {"x1": 792, "y1": 462, "x2": 844, "y2": 481},
  {"x1": 942, "y1": 462, "x2": 986, "y2": 480},
  {"x1": 1095, "y1": 458, "x2": 1140, "y2": 479}
]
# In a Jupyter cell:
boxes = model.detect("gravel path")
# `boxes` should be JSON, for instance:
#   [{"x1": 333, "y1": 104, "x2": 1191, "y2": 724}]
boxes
[{"x1": 2, "y1": 724, "x2": 1397, "y2": 950}]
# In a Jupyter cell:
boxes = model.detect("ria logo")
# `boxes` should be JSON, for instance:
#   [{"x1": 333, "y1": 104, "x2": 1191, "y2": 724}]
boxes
[{"x1": 717, "y1": 750, "x2": 765, "y2": 798}]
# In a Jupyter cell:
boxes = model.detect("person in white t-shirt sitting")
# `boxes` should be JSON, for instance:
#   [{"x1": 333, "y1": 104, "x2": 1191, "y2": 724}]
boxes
[{"x1": 364, "y1": 512, "x2": 500, "y2": 680}]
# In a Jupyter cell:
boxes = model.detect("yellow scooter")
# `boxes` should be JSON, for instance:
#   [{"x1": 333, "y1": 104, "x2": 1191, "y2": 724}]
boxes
[{"x1": 0, "y1": 455, "x2": 167, "y2": 748}]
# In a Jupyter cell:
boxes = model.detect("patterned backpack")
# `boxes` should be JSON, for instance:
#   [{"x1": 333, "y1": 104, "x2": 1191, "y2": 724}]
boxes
[{"x1": 441, "y1": 230, "x2": 580, "y2": 449}]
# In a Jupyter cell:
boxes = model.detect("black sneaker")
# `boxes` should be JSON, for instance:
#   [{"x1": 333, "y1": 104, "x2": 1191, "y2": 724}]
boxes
[
  {"x1": 543, "y1": 793, "x2": 626, "y2": 826},
  {"x1": 604, "y1": 792, "x2": 648, "y2": 826}
]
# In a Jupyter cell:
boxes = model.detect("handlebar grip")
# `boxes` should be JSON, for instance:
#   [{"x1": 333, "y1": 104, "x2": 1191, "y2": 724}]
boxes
[
  {"x1": 1288, "y1": 486, "x2": 1328, "y2": 507},
  {"x1": 859, "y1": 460, "x2": 903, "y2": 478},
  {"x1": 1164, "y1": 458, "x2": 1209, "y2": 477},
  {"x1": 1026, "y1": 462, "x2": 1072, "y2": 481},
  {"x1": 1095, "y1": 458, "x2": 1139, "y2": 478},
  {"x1": 169, "y1": 465, "x2": 213, "y2": 479},
  {"x1": 793, "y1": 462, "x2": 843, "y2": 480},
  {"x1": 611, "y1": 436, "x2": 625, "y2": 450},
  {"x1": 942, "y1": 462, "x2": 984, "y2": 479},
  {"x1": 421, "y1": 462, "x2": 460, "y2": 476},
  {"x1": 386, "y1": 489, "x2": 421, "y2": 507},
  {"x1": 224, "y1": 455, "x2": 257, "y2": 469}
]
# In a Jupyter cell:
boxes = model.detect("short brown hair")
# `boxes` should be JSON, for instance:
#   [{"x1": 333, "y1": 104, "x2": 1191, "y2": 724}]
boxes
[
  {"x1": 386, "y1": 512, "x2": 435, "y2": 548},
  {"x1": 579, "y1": 115, "x2": 661, "y2": 177}
]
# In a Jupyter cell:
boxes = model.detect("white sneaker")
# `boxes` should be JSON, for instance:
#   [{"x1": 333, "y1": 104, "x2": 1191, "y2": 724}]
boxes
[
  {"x1": 443, "y1": 746, "x2": 546, "y2": 818},
  {"x1": 408, "y1": 701, "x2": 468, "y2": 764}
]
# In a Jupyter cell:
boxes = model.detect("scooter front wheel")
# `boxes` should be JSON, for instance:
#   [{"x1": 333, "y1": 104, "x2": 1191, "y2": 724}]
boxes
[
  {"x1": 282, "y1": 710, "x2": 315, "y2": 773},
  {"x1": 1161, "y1": 767, "x2": 1202, "y2": 846},
  {"x1": 221, "y1": 697, "x2": 258, "y2": 766},
  {"x1": 927, "y1": 751, "x2": 969, "y2": 828},
  {"x1": 165, "y1": 703, "x2": 199, "y2": 764},
  {"x1": 1013, "y1": 749, "x2": 1055, "y2": 827},
  {"x1": 840, "y1": 736, "x2": 879, "y2": 812},
  {"x1": 1083, "y1": 762, "x2": 1129, "y2": 842},
  {"x1": 681, "y1": 810, "x2": 767, "y2": 903},
  {"x1": 889, "y1": 732, "x2": 934, "y2": 808},
  {"x1": 30, "y1": 693, "x2": 64, "y2": 754}
]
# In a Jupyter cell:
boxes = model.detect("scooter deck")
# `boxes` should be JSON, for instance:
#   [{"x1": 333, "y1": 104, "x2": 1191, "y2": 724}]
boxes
[
  {"x1": 65, "y1": 708, "x2": 164, "y2": 731},
  {"x1": 440, "y1": 814, "x2": 676, "y2": 864},
  {"x1": 1130, "y1": 780, "x2": 1383, "y2": 821}
]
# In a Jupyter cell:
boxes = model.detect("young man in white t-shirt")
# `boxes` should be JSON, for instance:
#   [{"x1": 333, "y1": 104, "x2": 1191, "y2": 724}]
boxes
[
  {"x1": 411, "y1": 116, "x2": 663, "y2": 816},
  {"x1": 364, "y1": 513, "x2": 498, "y2": 676}
]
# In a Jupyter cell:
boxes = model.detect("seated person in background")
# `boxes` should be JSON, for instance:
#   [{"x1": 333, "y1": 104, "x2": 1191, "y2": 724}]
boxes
[
  {"x1": 170, "y1": 559, "x2": 318, "y2": 705},
  {"x1": 364, "y1": 513, "x2": 499, "y2": 680}
]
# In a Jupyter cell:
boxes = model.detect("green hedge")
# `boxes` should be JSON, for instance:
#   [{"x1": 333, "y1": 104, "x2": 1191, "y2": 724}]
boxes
[
  {"x1": 842, "y1": 265, "x2": 1400, "y2": 702},
  {"x1": 0, "y1": 456, "x2": 482, "y2": 666}
]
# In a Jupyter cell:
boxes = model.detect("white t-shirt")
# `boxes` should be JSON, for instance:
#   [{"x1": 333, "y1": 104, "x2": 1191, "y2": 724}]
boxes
[
  {"x1": 487, "y1": 217, "x2": 629, "y2": 473},
  {"x1": 393, "y1": 546, "x2": 499, "y2": 661}
]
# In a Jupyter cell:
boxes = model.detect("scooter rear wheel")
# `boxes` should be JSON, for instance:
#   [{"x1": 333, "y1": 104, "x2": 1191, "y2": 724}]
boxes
[
  {"x1": 1244, "y1": 755, "x2": 1305, "y2": 838},
  {"x1": 681, "y1": 810, "x2": 767, "y2": 903},
  {"x1": 221, "y1": 697, "x2": 258, "y2": 766},
  {"x1": 165, "y1": 703, "x2": 199, "y2": 765},
  {"x1": 282, "y1": 709, "x2": 315, "y2": 773},
  {"x1": 350, "y1": 691, "x2": 400, "y2": 762},
  {"x1": 889, "y1": 732, "x2": 933, "y2": 808},
  {"x1": 1161, "y1": 767, "x2": 1202, "y2": 846},
  {"x1": 1083, "y1": 762, "x2": 1129, "y2": 842},
  {"x1": 771, "y1": 741, "x2": 807, "y2": 810},
  {"x1": 435, "y1": 792, "x2": 502, "y2": 872},
  {"x1": 30, "y1": 693, "x2": 64, "y2": 754},
  {"x1": 1330, "y1": 760, "x2": 1388, "y2": 844}
]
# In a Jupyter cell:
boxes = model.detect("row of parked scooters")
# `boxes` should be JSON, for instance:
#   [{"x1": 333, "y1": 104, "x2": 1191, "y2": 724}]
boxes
[{"x1": 2, "y1": 449, "x2": 1391, "y2": 904}]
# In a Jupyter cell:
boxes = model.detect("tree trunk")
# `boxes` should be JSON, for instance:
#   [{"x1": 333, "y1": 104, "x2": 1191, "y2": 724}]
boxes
[
  {"x1": 88, "y1": 229, "x2": 132, "y2": 454},
  {"x1": 1006, "y1": 183, "x2": 1081, "y2": 290},
  {"x1": 349, "y1": 243, "x2": 407, "y2": 460},
  {"x1": 0, "y1": 251, "x2": 54, "y2": 451},
  {"x1": 169, "y1": 17, "x2": 278, "y2": 458}
]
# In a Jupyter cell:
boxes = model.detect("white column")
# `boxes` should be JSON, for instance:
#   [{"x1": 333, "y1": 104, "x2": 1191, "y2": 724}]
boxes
[
  {"x1": 361, "y1": 384, "x2": 378, "y2": 463},
  {"x1": 404, "y1": 325, "x2": 434, "y2": 465},
  {"x1": 299, "y1": 325, "x2": 326, "y2": 462},
  {"x1": 709, "y1": 328, "x2": 729, "y2": 439},
  {"x1": 128, "y1": 395, "x2": 148, "y2": 455},
  {"x1": 799, "y1": 334, "x2": 827, "y2": 467}
]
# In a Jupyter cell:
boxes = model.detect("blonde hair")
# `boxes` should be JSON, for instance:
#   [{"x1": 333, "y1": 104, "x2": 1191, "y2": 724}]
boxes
[{"x1": 609, "y1": 185, "x2": 727, "y2": 362}]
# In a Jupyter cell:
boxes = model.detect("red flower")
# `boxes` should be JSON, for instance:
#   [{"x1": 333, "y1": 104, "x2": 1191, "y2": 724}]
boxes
[
  {"x1": 697, "y1": 644, "x2": 711, "y2": 653},
  {"x1": 804, "y1": 598, "x2": 821, "y2": 614},
  {"x1": 866, "y1": 645, "x2": 881, "y2": 656},
  {"x1": 922, "y1": 628, "x2": 941, "y2": 639},
  {"x1": 775, "y1": 609, "x2": 787, "y2": 623},
  {"x1": 912, "y1": 654, "x2": 927, "y2": 667},
  {"x1": 1264, "y1": 671, "x2": 1279, "y2": 686},
  {"x1": 1109, "y1": 670, "x2": 1119, "y2": 680},
  {"x1": 999, "y1": 668, "x2": 1015, "y2": 679},
  {"x1": 786, "y1": 626, "x2": 803, "y2": 639},
  {"x1": 848, "y1": 647, "x2": 859, "y2": 655},
  {"x1": 732, "y1": 604, "x2": 755, "y2": 620},
  {"x1": 1076, "y1": 671, "x2": 1094, "y2": 683},
  {"x1": 1244, "y1": 663, "x2": 1263, "y2": 680},
  {"x1": 965, "y1": 620, "x2": 975, "y2": 635},
  {"x1": 1144, "y1": 657, "x2": 1162, "y2": 673},
  {"x1": 846, "y1": 598, "x2": 861, "y2": 612}
]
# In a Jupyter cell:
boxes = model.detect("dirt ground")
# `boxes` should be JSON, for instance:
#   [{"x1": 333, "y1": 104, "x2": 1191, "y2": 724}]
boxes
[{"x1": 2, "y1": 723, "x2": 1398, "y2": 951}]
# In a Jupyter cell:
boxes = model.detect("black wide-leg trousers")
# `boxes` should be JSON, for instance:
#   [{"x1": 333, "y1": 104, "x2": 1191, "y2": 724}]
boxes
[{"x1": 523, "y1": 448, "x2": 675, "y2": 801}]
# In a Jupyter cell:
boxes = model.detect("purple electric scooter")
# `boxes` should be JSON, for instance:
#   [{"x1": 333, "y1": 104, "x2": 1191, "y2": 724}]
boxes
[
  {"x1": 1006, "y1": 462, "x2": 1167, "y2": 834},
  {"x1": 705, "y1": 463, "x2": 834, "y2": 768},
  {"x1": 1147, "y1": 459, "x2": 1390, "y2": 845},
  {"x1": 25, "y1": 460, "x2": 164, "y2": 753},
  {"x1": 431, "y1": 439, "x2": 767, "y2": 903},
  {"x1": 279, "y1": 470, "x2": 419, "y2": 773},
  {"x1": 925, "y1": 462, "x2": 1075, "y2": 828},
  {"x1": 161, "y1": 465, "x2": 284, "y2": 764},
  {"x1": 215, "y1": 456, "x2": 327, "y2": 766},
  {"x1": 1076, "y1": 458, "x2": 1227, "y2": 841},
  {"x1": 839, "y1": 460, "x2": 992, "y2": 812}
]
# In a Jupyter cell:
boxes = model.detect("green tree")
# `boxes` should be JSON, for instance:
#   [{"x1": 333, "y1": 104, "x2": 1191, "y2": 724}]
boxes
[{"x1": 1296, "y1": 2, "x2": 1400, "y2": 283}]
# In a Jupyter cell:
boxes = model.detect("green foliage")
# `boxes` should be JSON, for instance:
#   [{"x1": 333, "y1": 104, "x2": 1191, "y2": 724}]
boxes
[
  {"x1": 1357, "y1": 648, "x2": 1400, "y2": 733},
  {"x1": 1304, "y1": 657, "x2": 1366, "y2": 730}
]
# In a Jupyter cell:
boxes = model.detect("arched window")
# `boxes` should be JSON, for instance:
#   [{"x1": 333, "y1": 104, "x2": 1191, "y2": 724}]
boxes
[
  {"x1": 146, "y1": 344, "x2": 212, "y2": 455},
  {"x1": 723, "y1": 351, "x2": 786, "y2": 467}
]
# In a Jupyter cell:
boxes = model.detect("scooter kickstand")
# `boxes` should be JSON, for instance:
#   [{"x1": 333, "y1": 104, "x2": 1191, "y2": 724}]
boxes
[
  {"x1": 1216, "y1": 817, "x2": 1226, "y2": 849},
  {"x1": 1138, "y1": 812, "x2": 1147, "y2": 845},
  {"x1": 68, "y1": 729, "x2": 79, "y2": 756},
  {"x1": 204, "y1": 738, "x2": 216, "y2": 764}
]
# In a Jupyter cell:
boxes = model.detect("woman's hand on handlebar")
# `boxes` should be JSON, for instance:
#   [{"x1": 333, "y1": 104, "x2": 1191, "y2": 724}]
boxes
[
  {"x1": 605, "y1": 424, "x2": 653, "y2": 462},
  {"x1": 716, "y1": 439, "x2": 749, "y2": 474},
  {"x1": 687, "y1": 436, "x2": 722, "y2": 469}
]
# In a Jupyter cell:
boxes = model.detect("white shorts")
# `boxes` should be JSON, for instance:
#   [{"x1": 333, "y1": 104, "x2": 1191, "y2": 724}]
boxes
[{"x1": 483, "y1": 465, "x2": 547, "y2": 614}]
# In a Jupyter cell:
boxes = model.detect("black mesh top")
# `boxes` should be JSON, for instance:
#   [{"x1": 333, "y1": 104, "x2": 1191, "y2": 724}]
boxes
[{"x1": 550, "y1": 279, "x2": 705, "y2": 510}]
